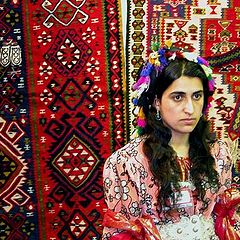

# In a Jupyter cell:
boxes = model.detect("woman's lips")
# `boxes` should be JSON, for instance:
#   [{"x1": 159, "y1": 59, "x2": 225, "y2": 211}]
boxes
[{"x1": 180, "y1": 118, "x2": 196, "y2": 125}]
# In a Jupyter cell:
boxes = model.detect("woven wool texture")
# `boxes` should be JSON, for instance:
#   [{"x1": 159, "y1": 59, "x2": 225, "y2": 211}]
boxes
[
  {"x1": 0, "y1": 0, "x2": 239, "y2": 239},
  {"x1": 0, "y1": 0, "x2": 126, "y2": 239}
]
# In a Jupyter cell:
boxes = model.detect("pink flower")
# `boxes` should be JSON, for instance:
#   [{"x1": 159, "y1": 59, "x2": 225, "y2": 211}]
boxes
[
  {"x1": 132, "y1": 76, "x2": 150, "y2": 91},
  {"x1": 137, "y1": 119, "x2": 147, "y2": 127},
  {"x1": 208, "y1": 78, "x2": 215, "y2": 91}
]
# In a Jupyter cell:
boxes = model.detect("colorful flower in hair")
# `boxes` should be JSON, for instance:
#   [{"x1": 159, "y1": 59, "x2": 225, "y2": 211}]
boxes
[
  {"x1": 197, "y1": 56, "x2": 210, "y2": 67},
  {"x1": 208, "y1": 78, "x2": 215, "y2": 92},
  {"x1": 149, "y1": 51, "x2": 160, "y2": 66},
  {"x1": 158, "y1": 48, "x2": 168, "y2": 67},
  {"x1": 137, "y1": 107, "x2": 147, "y2": 128}
]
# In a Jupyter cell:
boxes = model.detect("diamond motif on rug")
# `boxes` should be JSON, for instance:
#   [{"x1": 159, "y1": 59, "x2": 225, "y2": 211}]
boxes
[
  {"x1": 45, "y1": 29, "x2": 92, "y2": 76},
  {"x1": 70, "y1": 211, "x2": 89, "y2": 237},
  {"x1": 0, "y1": 148, "x2": 24, "y2": 191},
  {"x1": 52, "y1": 135, "x2": 99, "y2": 188},
  {"x1": 42, "y1": 0, "x2": 89, "y2": 28}
]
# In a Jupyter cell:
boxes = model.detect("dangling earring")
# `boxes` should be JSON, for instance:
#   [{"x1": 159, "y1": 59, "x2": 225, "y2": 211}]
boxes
[
  {"x1": 156, "y1": 110, "x2": 161, "y2": 121},
  {"x1": 154, "y1": 95, "x2": 161, "y2": 121}
]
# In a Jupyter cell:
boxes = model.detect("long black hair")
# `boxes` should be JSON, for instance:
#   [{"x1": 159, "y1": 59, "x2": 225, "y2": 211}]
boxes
[{"x1": 137, "y1": 58, "x2": 220, "y2": 210}]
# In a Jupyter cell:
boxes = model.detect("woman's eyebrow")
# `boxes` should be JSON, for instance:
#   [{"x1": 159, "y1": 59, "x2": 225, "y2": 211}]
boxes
[
  {"x1": 170, "y1": 91, "x2": 185, "y2": 95},
  {"x1": 193, "y1": 90, "x2": 204, "y2": 94},
  {"x1": 170, "y1": 90, "x2": 204, "y2": 95}
]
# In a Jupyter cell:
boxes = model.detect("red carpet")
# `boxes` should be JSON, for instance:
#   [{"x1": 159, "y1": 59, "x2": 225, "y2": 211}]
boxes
[
  {"x1": 0, "y1": 0, "x2": 126, "y2": 239},
  {"x1": 0, "y1": 0, "x2": 239, "y2": 239}
]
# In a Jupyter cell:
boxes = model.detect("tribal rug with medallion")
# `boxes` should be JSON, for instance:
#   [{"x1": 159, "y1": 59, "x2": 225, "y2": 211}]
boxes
[
  {"x1": 0, "y1": 0, "x2": 126, "y2": 239},
  {"x1": 126, "y1": 0, "x2": 240, "y2": 188}
]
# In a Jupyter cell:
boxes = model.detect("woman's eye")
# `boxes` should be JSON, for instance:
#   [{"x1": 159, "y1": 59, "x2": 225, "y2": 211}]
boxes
[
  {"x1": 173, "y1": 95, "x2": 182, "y2": 101},
  {"x1": 193, "y1": 93, "x2": 202, "y2": 100}
]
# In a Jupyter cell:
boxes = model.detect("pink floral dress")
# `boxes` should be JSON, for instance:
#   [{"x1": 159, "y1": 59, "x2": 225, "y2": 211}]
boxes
[{"x1": 102, "y1": 137, "x2": 233, "y2": 240}]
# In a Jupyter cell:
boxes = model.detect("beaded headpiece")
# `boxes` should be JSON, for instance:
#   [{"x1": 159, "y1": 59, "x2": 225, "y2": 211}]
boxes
[{"x1": 132, "y1": 40, "x2": 215, "y2": 135}]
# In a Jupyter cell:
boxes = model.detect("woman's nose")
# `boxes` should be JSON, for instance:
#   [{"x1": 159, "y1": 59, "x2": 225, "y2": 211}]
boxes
[{"x1": 184, "y1": 99, "x2": 194, "y2": 114}]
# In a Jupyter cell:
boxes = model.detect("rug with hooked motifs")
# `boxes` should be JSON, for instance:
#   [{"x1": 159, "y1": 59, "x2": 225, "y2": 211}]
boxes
[
  {"x1": 0, "y1": 0, "x2": 126, "y2": 239},
  {"x1": 126, "y1": 0, "x2": 240, "y2": 188}
]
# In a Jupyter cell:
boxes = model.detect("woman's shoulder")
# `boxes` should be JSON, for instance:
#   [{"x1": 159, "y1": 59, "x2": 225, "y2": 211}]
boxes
[
  {"x1": 104, "y1": 136, "x2": 148, "y2": 167},
  {"x1": 210, "y1": 139, "x2": 233, "y2": 182},
  {"x1": 210, "y1": 139, "x2": 231, "y2": 158},
  {"x1": 108, "y1": 136, "x2": 146, "y2": 158}
]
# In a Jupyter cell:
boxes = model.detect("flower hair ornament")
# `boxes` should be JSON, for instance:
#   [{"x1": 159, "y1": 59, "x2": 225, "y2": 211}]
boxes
[{"x1": 132, "y1": 40, "x2": 215, "y2": 136}]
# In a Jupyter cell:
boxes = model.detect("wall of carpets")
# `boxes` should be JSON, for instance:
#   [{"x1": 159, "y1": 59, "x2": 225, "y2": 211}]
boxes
[
  {"x1": 0, "y1": 0, "x2": 239, "y2": 239},
  {"x1": 0, "y1": 0, "x2": 126, "y2": 239},
  {"x1": 126, "y1": 0, "x2": 240, "y2": 186}
]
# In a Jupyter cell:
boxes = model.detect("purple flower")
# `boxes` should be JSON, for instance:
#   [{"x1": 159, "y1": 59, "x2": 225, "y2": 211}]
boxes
[
  {"x1": 140, "y1": 63, "x2": 153, "y2": 76},
  {"x1": 208, "y1": 78, "x2": 215, "y2": 91},
  {"x1": 158, "y1": 48, "x2": 168, "y2": 66},
  {"x1": 197, "y1": 56, "x2": 209, "y2": 67}
]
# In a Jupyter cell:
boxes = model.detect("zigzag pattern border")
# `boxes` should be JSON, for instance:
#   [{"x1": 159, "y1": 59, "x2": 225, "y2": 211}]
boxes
[{"x1": 207, "y1": 47, "x2": 240, "y2": 66}]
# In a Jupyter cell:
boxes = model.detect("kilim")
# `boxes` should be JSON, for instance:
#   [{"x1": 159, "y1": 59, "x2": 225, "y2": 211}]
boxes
[
  {"x1": 126, "y1": 0, "x2": 240, "y2": 188},
  {"x1": 0, "y1": 0, "x2": 126, "y2": 239}
]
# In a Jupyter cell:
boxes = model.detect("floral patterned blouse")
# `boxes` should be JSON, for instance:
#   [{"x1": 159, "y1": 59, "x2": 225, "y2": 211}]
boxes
[{"x1": 102, "y1": 137, "x2": 233, "y2": 239}]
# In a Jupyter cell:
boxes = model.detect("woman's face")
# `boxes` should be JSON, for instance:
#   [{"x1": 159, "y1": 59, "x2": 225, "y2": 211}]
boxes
[{"x1": 158, "y1": 75, "x2": 204, "y2": 138}]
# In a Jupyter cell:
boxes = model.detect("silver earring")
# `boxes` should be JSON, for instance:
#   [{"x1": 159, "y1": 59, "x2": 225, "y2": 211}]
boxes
[{"x1": 156, "y1": 110, "x2": 161, "y2": 121}]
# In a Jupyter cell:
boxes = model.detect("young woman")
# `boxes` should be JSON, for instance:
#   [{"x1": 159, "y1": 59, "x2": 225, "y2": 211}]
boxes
[{"x1": 102, "y1": 42, "x2": 239, "y2": 240}]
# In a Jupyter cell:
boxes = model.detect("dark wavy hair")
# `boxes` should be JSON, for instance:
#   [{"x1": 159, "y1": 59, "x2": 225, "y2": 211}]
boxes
[{"x1": 137, "y1": 58, "x2": 220, "y2": 210}]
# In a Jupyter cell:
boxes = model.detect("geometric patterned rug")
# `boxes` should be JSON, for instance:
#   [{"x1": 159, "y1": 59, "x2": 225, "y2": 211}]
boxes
[
  {"x1": 0, "y1": 1, "x2": 126, "y2": 239},
  {"x1": 1, "y1": 0, "x2": 239, "y2": 239},
  {"x1": 126, "y1": 0, "x2": 240, "y2": 188}
]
